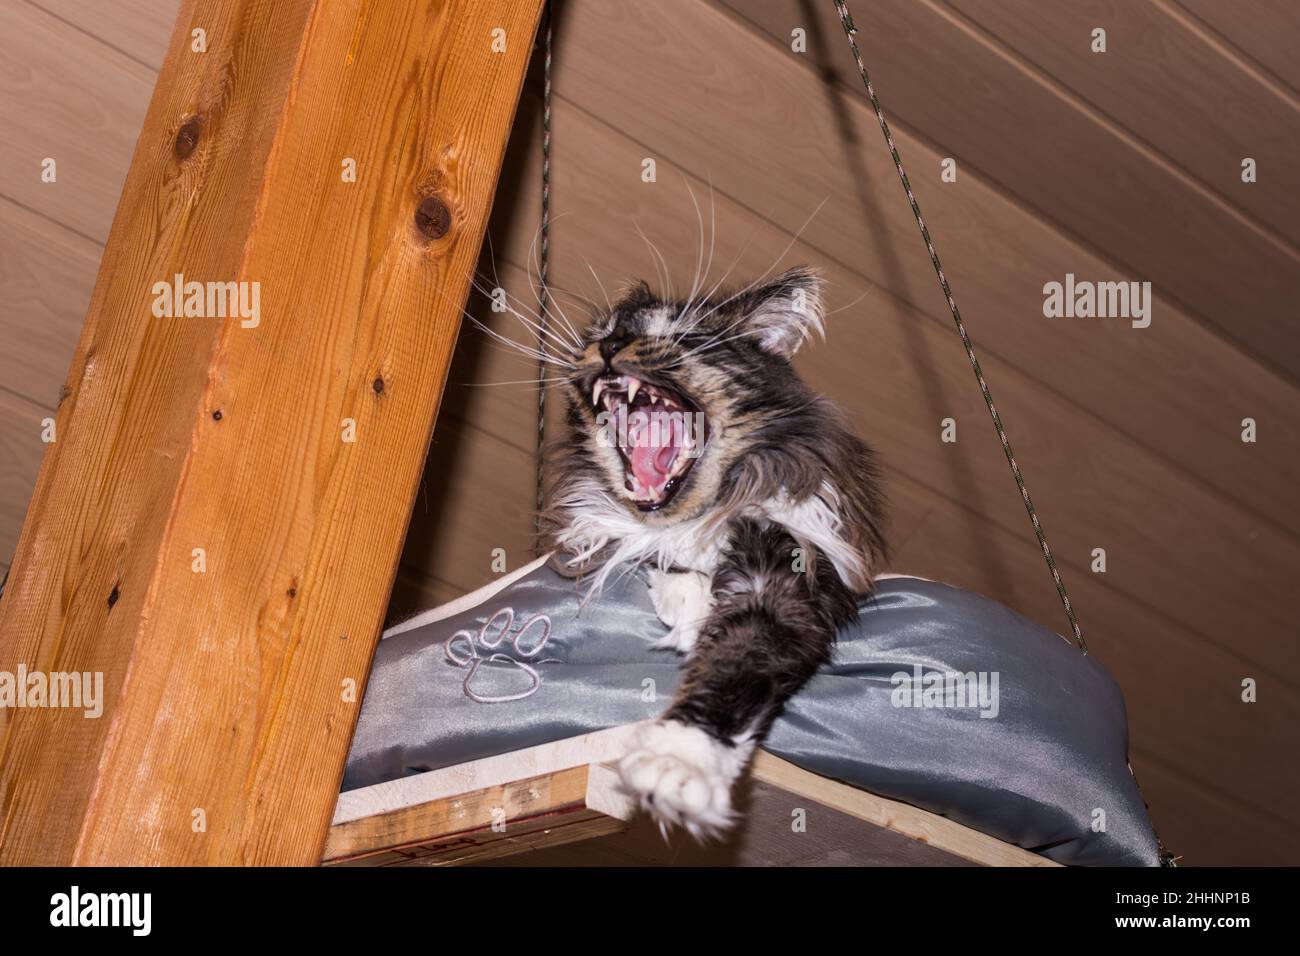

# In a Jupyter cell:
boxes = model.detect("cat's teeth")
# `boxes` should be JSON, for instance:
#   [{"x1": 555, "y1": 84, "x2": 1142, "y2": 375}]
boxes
[
  {"x1": 627, "y1": 378, "x2": 641, "y2": 404},
  {"x1": 592, "y1": 380, "x2": 605, "y2": 407}
]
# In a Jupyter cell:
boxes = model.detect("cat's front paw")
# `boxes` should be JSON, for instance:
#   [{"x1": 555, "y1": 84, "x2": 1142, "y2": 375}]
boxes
[
  {"x1": 616, "y1": 720, "x2": 743, "y2": 841},
  {"x1": 647, "y1": 569, "x2": 712, "y2": 654}
]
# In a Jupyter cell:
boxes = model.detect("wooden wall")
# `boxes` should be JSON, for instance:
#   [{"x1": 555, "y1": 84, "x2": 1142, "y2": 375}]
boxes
[{"x1": 2, "y1": 0, "x2": 1297, "y2": 865}]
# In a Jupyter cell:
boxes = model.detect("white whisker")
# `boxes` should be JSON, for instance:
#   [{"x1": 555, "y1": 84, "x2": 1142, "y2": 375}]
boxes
[
  {"x1": 585, "y1": 258, "x2": 613, "y2": 313},
  {"x1": 456, "y1": 375, "x2": 574, "y2": 388},
  {"x1": 658, "y1": 326, "x2": 770, "y2": 370},
  {"x1": 825, "y1": 285, "x2": 871, "y2": 316},
  {"x1": 677, "y1": 204, "x2": 773, "y2": 337},
  {"x1": 470, "y1": 276, "x2": 584, "y2": 355},
  {"x1": 680, "y1": 176, "x2": 707, "y2": 321},
  {"x1": 517, "y1": 211, "x2": 590, "y2": 355},
  {"x1": 467, "y1": 316, "x2": 577, "y2": 368},
  {"x1": 634, "y1": 220, "x2": 672, "y2": 299},
  {"x1": 474, "y1": 232, "x2": 584, "y2": 351},
  {"x1": 688, "y1": 196, "x2": 829, "y2": 330},
  {"x1": 423, "y1": 278, "x2": 576, "y2": 370}
]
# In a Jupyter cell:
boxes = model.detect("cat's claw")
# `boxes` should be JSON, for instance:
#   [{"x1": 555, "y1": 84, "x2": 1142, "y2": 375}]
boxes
[{"x1": 616, "y1": 720, "x2": 743, "y2": 841}]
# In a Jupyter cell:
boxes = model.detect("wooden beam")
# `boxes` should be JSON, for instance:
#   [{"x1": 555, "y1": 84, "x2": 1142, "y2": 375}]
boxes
[{"x1": 0, "y1": 0, "x2": 544, "y2": 865}]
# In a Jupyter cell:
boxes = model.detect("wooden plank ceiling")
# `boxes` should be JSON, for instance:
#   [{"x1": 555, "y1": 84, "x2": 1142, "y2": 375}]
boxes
[{"x1": 1, "y1": 0, "x2": 1296, "y2": 865}]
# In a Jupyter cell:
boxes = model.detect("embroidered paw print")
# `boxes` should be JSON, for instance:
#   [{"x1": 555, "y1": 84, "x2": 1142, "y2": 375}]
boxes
[{"x1": 444, "y1": 606, "x2": 554, "y2": 703}]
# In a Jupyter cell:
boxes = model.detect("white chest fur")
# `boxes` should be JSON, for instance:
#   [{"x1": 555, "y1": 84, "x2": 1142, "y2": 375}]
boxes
[{"x1": 553, "y1": 478, "x2": 865, "y2": 593}]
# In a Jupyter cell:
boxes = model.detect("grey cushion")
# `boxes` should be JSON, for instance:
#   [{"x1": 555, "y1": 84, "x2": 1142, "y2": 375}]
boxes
[{"x1": 343, "y1": 563, "x2": 1159, "y2": 866}]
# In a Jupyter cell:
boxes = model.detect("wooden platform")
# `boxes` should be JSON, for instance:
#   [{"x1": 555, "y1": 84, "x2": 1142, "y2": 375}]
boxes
[{"x1": 325, "y1": 724, "x2": 1056, "y2": 867}]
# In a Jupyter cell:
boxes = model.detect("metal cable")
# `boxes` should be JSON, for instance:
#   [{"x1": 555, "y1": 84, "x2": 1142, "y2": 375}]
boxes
[
  {"x1": 832, "y1": 0, "x2": 1178, "y2": 865},
  {"x1": 535, "y1": 4, "x2": 553, "y2": 551},
  {"x1": 832, "y1": 0, "x2": 1085, "y2": 654}
]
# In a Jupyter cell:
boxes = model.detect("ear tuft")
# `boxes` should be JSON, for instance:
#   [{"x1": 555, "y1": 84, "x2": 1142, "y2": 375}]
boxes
[
  {"x1": 739, "y1": 267, "x2": 825, "y2": 358},
  {"x1": 614, "y1": 278, "x2": 656, "y2": 310}
]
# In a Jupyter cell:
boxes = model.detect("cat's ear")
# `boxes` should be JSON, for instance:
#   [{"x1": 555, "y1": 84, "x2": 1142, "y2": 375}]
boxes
[
  {"x1": 614, "y1": 278, "x2": 656, "y2": 310},
  {"x1": 738, "y1": 267, "x2": 825, "y2": 358}
]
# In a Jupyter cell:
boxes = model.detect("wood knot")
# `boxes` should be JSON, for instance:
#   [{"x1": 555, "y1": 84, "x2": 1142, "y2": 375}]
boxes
[
  {"x1": 174, "y1": 118, "x2": 203, "y2": 160},
  {"x1": 415, "y1": 196, "x2": 451, "y2": 240},
  {"x1": 372, "y1": 376, "x2": 385, "y2": 395},
  {"x1": 212, "y1": 409, "x2": 223, "y2": 421},
  {"x1": 108, "y1": 585, "x2": 120, "y2": 609}
]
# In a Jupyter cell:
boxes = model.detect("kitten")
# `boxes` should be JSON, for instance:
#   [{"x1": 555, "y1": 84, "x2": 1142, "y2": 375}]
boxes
[{"x1": 542, "y1": 267, "x2": 887, "y2": 839}]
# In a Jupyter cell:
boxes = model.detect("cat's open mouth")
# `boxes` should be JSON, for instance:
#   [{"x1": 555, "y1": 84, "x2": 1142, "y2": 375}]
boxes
[{"x1": 592, "y1": 373, "x2": 707, "y2": 511}]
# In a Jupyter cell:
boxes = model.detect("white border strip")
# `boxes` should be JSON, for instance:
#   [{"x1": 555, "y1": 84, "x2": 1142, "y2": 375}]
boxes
[
  {"x1": 383, "y1": 552, "x2": 554, "y2": 639},
  {"x1": 332, "y1": 723, "x2": 648, "y2": 825}
]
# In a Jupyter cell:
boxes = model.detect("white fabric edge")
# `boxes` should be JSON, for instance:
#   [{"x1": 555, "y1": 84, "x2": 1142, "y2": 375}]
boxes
[{"x1": 381, "y1": 551, "x2": 555, "y2": 640}]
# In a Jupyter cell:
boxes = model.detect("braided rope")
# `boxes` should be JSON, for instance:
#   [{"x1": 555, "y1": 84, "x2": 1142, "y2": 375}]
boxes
[
  {"x1": 535, "y1": 5, "x2": 553, "y2": 551},
  {"x1": 832, "y1": 0, "x2": 1085, "y2": 654},
  {"x1": 833, "y1": 0, "x2": 1177, "y2": 865}
]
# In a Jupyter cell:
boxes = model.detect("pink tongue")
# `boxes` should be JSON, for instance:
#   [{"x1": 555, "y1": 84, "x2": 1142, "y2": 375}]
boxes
[{"x1": 630, "y1": 417, "x2": 680, "y2": 490}]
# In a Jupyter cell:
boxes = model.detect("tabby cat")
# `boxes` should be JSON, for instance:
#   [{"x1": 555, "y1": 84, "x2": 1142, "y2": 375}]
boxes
[{"x1": 541, "y1": 267, "x2": 887, "y2": 838}]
